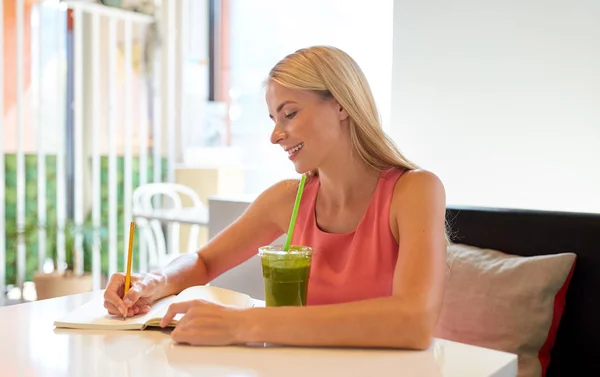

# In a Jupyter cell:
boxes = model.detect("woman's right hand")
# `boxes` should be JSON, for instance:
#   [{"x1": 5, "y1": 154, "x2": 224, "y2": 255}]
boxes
[{"x1": 103, "y1": 272, "x2": 167, "y2": 318}]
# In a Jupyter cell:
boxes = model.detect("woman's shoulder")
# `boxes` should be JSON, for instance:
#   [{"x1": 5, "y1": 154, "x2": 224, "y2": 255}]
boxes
[
  {"x1": 396, "y1": 169, "x2": 443, "y2": 187},
  {"x1": 240, "y1": 180, "x2": 296, "y2": 233},
  {"x1": 264, "y1": 175, "x2": 319, "y2": 199},
  {"x1": 269, "y1": 176, "x2": 318, "y2": 197},
  {"x1": 251, "y1": 177, "x2": 317, "y2": 222},
  {"x1": 255, "y1": 179, "x2": 300, "y2": 205},
  {"x1": 391, "y1": 169, "x2": 446, "y2": 211}
]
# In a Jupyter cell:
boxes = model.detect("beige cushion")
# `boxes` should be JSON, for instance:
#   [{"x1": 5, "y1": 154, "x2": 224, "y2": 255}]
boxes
[{"x1": 434, "y1": 243, "x2": 576, "y2": 377}]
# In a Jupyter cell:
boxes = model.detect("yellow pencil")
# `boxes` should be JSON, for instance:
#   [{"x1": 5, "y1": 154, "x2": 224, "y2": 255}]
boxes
[{"x1": 123, "y1": 221, "x2": 135, "y2": 320}]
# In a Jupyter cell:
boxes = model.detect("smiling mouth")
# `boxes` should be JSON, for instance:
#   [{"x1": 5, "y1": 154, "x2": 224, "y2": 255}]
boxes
[{"x1": 287, "y1": 142, "x2": 304, "y2": 156}]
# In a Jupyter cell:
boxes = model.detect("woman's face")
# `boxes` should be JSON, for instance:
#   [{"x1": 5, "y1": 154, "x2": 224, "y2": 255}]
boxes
[{"x1": 266, "y1": 81, "x2": 348, "y2": 174}]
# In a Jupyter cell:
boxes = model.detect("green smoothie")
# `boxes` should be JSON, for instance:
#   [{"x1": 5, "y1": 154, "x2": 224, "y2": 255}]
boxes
[{"x1": 259, "y1": 245, "x2": 312, "y2": 307}]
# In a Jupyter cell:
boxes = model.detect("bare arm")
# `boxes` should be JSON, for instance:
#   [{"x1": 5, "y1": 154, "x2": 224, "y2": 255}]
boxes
[
  {"x1": 105, "y1": 179, "x2": 299, "y2": 316},
  {"x1": 158, "y1": 180, "x2": 299, "y2": 298},
  {"x1": 239, "y1": 170, "x2": 447, "y2": 349}
]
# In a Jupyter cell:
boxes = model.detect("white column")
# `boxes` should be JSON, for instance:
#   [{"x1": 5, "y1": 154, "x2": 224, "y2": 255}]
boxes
[
  {"x1": 165, "y1": 0, "x2": 179, "y2": 255},
  {"x1": 153, "y1": 27, "x2": 162, "y2": 186},
  {"x1": 33, "y1": 4, "x2": 47, "y2": 273},
  {"x1": 139, "y1": 24, "x2": 148, "y2": 273},
  {"x1": 73, "y1": 8, "x2": 84, "y2": 276},
  {"x1": 55, "y1": 6, "x2": 67, "y2": 274},
  {"x1": 91, "y1": 13, "x2": 102, "y2": 290},
  {"x1": 123, "y1": 20, "x2": 133, "y2": 271},
  {"x1": 107, "y1": 18, "x2": 118, "y2": 277},
  {"x1": 16, "y1": 0, "x2": 26, "y2": 293},
  {"x1": 166, "y1": 0, "x2": 177, "y2": 184},
  {"x1": 151, "y1": 8, "x2": 163, "y2": 268}
]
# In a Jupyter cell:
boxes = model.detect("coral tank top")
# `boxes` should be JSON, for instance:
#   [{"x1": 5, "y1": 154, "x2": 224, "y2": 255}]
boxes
[{"x1": 291, "y1": 168, "x2": 404, "y2": 305}]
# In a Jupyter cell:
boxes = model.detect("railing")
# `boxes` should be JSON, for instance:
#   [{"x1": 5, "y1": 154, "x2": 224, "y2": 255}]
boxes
[{"x1": 1, "y1": 0, "x2": 185, "y2": 304}]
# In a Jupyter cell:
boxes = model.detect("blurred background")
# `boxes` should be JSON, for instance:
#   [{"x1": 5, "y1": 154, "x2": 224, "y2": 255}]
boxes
[{"x1": 1, "y1": 0, "x2": 598, "y2": 303}]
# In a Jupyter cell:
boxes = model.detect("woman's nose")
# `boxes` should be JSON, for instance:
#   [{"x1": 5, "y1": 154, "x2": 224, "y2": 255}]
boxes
[{"x1": 270, "y1": 124, "x2": 286, "y2": 145}]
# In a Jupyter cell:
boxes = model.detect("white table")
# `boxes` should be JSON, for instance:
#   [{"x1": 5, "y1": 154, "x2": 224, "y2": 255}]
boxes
[
  {"x1": 0, "y1": 291, "x2": 517, "y2": 377},
  {"x1": 133, "y1": 207, "x2": 209, "y2": 226}
]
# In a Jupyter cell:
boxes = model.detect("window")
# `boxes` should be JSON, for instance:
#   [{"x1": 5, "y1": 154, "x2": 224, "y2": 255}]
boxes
[{"x1": 226, "y1": 0, "x2": 394, "y2": 194}]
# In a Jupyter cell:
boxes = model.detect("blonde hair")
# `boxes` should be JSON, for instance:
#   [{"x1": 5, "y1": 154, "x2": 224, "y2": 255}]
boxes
[
  {"x1": 268, "y1": 46, "x2": 452, "y2": 246},
  {"x1": 267, "y1": 45, "x2": 419, "y2": 177}
]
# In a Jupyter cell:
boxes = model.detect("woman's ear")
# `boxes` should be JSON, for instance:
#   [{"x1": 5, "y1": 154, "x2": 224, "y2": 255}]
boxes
[{"x1": 336, "y1": 102, "x2": 349, "y2": 122}]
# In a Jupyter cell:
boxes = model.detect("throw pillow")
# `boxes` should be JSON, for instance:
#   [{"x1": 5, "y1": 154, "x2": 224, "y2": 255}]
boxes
[{"x1": 434, "y1": 243, "x2": 576, "y2": 377}]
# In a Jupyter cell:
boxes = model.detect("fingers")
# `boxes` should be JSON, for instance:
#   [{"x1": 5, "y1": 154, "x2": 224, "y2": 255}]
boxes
[
  {"x1": 105, "y1": 272, "x2": 125, "y2": 294},
  {"x1": 123, "y1": 274, "x2": 157, "y2": 308},
  {"x1": 137, "y1": 305, "x2": 151, "y2": 315},
  {"x1": 103, "y1": 297, "x2": 137, "y2": 317},
  {"x1": 104, "y1": 300, "x2": 150, "y2": 318},
  {"x1": 123, "y1": 283, "x2": 143, "y2": 308},
  {"x1": 171, "y1": 327, "x2": 196, "y2": 345},
  {"x1": 160, "y1": 300, "x2": 201, "y2": 328},
  {"x1": 103, "y1": 273, "x2": 127, "y2": 317},
  {"x1": 104, "y1": 301, "x2": 121, "y2": 316},
  {"x1": 104, "y1": 272, "x2": 150, "y2": 316}
]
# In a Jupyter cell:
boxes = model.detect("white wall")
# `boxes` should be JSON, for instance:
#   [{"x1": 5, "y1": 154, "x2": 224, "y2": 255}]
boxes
[{"x1": 390, "y1": 0, "x2": 600, "y2": 213}]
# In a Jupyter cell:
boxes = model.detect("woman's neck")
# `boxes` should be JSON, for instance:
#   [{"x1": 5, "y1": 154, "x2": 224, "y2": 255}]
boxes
[{"x1": 316, "y1": 151, "x2": 380, "y2": 209}]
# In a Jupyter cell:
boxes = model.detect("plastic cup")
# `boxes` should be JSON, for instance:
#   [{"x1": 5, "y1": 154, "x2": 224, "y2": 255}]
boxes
[{"x1": 258, "y1": 245, "x2": 313, "y2": 307}]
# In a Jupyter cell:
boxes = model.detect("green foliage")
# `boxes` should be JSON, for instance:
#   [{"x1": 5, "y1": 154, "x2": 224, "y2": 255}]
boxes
[
  {"x1": 5, "y1": 215, "x2": 106, "y2": 274},
  {"x1": 3, "y1": 154, "x2": 57, "y2": 284},
  {"x1": 2, "y1": 154, "x2": 168, "y2": 286}
]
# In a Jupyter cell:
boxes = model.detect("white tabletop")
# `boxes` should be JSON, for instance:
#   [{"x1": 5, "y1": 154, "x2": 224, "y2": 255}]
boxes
[
  {"x1": 0, "y1": 291, "x2": 517, "y2": 377},
  {"x1": 133, "y1": 207, "x2": 209, "y2": 226}
]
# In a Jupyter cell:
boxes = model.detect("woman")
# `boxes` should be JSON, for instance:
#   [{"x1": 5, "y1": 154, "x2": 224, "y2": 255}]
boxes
[{"x1": 103, "y1": 46, "x2": 447, "y2": 350}]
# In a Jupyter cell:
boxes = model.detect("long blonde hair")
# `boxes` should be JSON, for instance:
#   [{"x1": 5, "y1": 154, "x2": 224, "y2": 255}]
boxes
[
  {"x1": 268, "y1": 46, "x2": 451, "y2": 246},
  {"x1": 267, "y1": 45, "x2": 418, "y2": 176}
]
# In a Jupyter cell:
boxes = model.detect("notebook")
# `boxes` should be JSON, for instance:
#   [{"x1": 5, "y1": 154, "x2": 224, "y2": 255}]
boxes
[{"x1": 54, "y1": 285, "x2": 255, "y2": 331}]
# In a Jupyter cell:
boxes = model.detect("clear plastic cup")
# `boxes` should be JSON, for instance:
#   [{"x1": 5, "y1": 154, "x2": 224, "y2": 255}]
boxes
[{"x1": 258, "y1": 245, "x2": 313, "y2": 307}]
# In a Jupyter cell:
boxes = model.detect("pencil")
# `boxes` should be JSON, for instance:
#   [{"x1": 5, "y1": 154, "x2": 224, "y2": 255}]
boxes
[{"x1": 123, "y1": 221, "x2": 135, "y2": 320}]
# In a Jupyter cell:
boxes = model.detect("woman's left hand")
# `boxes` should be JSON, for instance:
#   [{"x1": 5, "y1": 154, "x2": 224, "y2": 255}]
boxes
[{"x1": 160, "y1": 300, "x2": 248, "y2": 346}]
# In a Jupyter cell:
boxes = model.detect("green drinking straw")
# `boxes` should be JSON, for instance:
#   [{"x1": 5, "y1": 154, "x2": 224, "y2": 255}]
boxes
[{"x1": 283, "y1": 174, "x2": 307, "y2": 251}]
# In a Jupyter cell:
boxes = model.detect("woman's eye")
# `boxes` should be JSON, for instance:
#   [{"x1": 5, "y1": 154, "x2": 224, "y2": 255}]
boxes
[{"x1": 285, "y1": 111, "x2": 297, "y2": 120}]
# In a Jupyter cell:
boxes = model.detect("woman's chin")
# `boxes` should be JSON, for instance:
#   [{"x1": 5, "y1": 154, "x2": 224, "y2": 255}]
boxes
[{"x1": 293, "y1": 161, "x2": 313, "y2": 175}]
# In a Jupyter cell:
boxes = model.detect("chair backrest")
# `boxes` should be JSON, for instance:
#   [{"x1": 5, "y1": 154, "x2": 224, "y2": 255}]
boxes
[{"x1": 132, "y1": 183, "x2": 206, "y2": 270}]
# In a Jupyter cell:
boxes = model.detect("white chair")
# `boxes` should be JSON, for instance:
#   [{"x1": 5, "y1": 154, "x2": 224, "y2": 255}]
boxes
[{"x1": 132, "y1": 183, "x2": 209, "y2": 271}]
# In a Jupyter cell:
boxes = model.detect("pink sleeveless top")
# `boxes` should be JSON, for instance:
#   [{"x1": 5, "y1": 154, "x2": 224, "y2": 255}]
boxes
[{"x1": 291, "y1": 169, "x2": 404, "y2": 305}]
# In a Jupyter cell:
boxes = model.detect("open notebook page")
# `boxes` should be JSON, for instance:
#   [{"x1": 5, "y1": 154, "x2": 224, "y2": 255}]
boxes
[
  {"x1": 54, "y1": 285, "x2": 254, "y2": 330},
  {"x1": 170, "y1": 285, "x2": 253, "y2": 308},
  {"x1": 145, "y1": 285, "x2": 255, "y2": 326},
  {"x1": 53, "y1": 294, "x2": 175, "y2": 330}
]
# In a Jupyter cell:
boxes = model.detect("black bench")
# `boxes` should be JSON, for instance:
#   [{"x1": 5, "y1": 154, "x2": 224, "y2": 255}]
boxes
[{"x1": 446, "y1": 205, "x2": 600, "y2": 376}]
